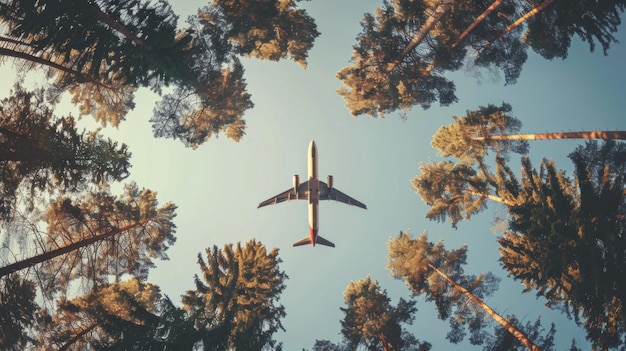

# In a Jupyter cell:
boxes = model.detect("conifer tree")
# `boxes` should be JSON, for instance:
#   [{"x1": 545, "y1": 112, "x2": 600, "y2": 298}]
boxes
[
  {"x1": 0, "y1": 274, "x2": 38, "y2": 350},
  {"x1": 0, "y1": 183, "x2": 177, "y2": 303},
  {"x1": 182, "y1": 240, "x2": 287, "y2": 350},
  {"x1": 388, "y1": 231, "x2": 541, "y2": 350},
  {"x1": 0, "y1": 85, "x2": 130, "y2": 219},
  {"x1": 499, "y1": 141, "x2": 626, "y2": 349},
  {"x1": 340, "y1": 276, "x2": 427, "y2": 351}
]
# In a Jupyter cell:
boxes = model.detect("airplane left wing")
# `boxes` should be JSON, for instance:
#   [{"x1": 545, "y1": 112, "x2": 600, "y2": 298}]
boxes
[
  {"x1": 257, "y1": 181, "x2": 309, "y2": 208},
  {"x1": 319, "y1": 182, "x2": 367, "y2": 210}
]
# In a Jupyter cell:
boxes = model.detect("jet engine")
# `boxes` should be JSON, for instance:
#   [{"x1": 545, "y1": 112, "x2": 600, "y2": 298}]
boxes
[
  {"x1": 293, "y1": 174, "x2": 300, "y2": 192},
  {"x1": 327, "y1": 175, "x2": 334, "y2": 189}
]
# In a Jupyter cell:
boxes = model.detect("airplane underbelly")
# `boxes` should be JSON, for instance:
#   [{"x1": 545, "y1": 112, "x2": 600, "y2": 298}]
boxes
[
  {"x1": 308, "y1": 179, "x2": 319, "y2": 230},
  {"x1": 308, "y1": 202, "x2": 318, "y2": 230}
]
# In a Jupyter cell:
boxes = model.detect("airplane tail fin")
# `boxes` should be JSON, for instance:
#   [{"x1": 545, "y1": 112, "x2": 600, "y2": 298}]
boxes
[{"x1": 292, "y1": 235, "x2": 335, "y2": 248}]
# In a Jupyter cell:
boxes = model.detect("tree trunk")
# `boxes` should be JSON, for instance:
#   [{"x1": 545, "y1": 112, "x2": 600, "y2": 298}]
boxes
[
  {"x1": 484, "y1": 0, "x2": 554, "y2": 48},
  {"x1": 0, "y1": 220, "x2": 148, "y2": 277},
  {"x1": 0, "y1": 47, "x2": 84, "y2": 78},
  {"x1": 386, "y1": 0, "x2": 454, "y2": 72},
  {"x1": 451, "y1": 0, "x2": 503, "y2": 48},
  {"x1": 473, "y1": 131, "x2": 626, "y2": 141},
  {"x1": 469, "y1": 190, "x2": 511, "y2": 205},
  {"x1": 58, "y1": 324, "x2": 98, "y2": 351},
  {"x1": 428, "y1": 263, "x2": 542, "y2": 351},
  {"x1": 93, "y1": 8, "x2": 152, "y2": 50},
  {"x1": 0, "y1": 47, "x2": 112, "y2": 89}
]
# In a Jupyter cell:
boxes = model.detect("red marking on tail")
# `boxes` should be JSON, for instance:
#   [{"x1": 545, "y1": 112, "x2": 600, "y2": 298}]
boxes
[{"x1": 310, "y1": 226, "x2": 317, "y2": 247}]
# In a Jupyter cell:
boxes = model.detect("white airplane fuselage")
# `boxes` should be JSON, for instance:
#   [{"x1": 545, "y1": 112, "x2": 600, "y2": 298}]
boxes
[{"x1": 307, "y1": 140, "x2": 320, "y2": 245}]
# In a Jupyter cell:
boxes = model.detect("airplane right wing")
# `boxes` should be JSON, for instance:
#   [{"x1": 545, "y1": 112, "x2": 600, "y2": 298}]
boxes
[
  {"x1": 257, "y1": 181, "x2": 309, "y2": 208},
  {"x1": 319, "y1": 182, "x2": 367, "y2": 210}
]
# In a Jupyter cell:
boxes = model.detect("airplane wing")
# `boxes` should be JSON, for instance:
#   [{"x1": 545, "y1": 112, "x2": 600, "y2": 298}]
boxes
[
  {"x1": 257, "y1": 181, "x2": 309, "y2": 208},
  {"x1": 319, "y1": 182, "x2": 367, "y2": 210}
]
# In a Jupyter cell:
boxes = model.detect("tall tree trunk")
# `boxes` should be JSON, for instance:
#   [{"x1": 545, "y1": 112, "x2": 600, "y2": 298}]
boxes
[
  {"x1": 0, "y1": 220, "x2": 148, "y2": 277},
  {"x1": 0, "y1": 47, "x2": 84, "y2": 78},
  {"x1": 451, "y1": 0, "x2": 503, "y2": 48},
  {"x1": 386, "y1": 0, "x2": 454, "y2": 72},
  {"x1": 473, "y1": 130, "x2": 626, "y2": 141},
  {"x1": 93, "y1": 8, "x2": 152, "y2": 50},
  {"x1": 484, "y1": 0, "x2": 554, "y2": 48},
  {"x1": 58, "y1": 324, "x2": 98, "y2": 351},
  {"x1": 0, "y1": 47, "x2": 113, "y2": 89},
  {"x1": 469, "y1": 190, "x2": 511, "y2": 205},
  {"x1": 428, "y1": 263, "x2": 541, "y2": 351}
]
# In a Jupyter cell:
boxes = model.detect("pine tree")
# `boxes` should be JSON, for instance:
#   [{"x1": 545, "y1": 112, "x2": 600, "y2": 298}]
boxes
[
  {"x1": 0, "y1": 85, "x2": 131, "y2": 219},
  {"x1": 0, "y1": 183, "x2": 177, "y2": 302},
  {"x1": 388, "y1": 231, "x2": 541, "y2": 350},
  {"x1": 206, "y1": 0, "x2": 320, "y2": 68},
  {"x1": 182, "y1": 240, "x2": 287, "y2": 350},
  {"x1": 0, "y1": 274, "x2": 38, "y2": 350},
  {"x1": 411, "y1": 160, "x2": 507, "y2": 228},
  {"x1": 498, "y1": 141, "x2": 626, "y2": 349},
  {"x1": 340, "y1": 276, "x2": 425, "y2": 351}
]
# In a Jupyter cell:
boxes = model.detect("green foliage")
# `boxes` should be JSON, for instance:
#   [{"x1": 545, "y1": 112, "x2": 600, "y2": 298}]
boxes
[
  {"x1": 36, "y1": 182, "x2": 177, "y2": 297},
  {"x1": 41, "y1": 278, "x2": 166, "y2": 350},
  {"x1": 340, "y1": 276, "x2": 424, "y2": 351},
  {"x1": 1, "y1": 0, "x2": 320, "y2": 146},
  {"x1": 338, "y1": 0, "x2": 624, "y2": 117},
  {"x1": 206, "y1": 0, "x2": 320, "y2": 68},
  {"x1": 412, "y1": 160, "x2": 496, "y2": 228},
  {"x1": 431, "y1": 103, "x2": 529, "y2": 164},
  {"x1": 0, "y1": 84, "x2": 131, "y2": 219},
  {"x1": 483, "y1": 316, "x2": 557, "y2": 351},
  {"x1": 387, "y1": 231, "x2": 502, "y2": 346},
  {"x1": 523, "y1": 0, "x2": 625, "y2": 60},
  {"x1": 0, "y1": 274, "x2": 38, "y2": 350},
  {"x1": 498, "y1": 141, "x2": 626, "y2": 349},
  {"x1": 182, "y1": 239, "x2": 287, "y2": 350},
  {"x1": 151, "y1": 59, "x2": 253, "y2": 147},
  {"x1": 336, "y1": 0, "x2": 458, "y2": 117}
]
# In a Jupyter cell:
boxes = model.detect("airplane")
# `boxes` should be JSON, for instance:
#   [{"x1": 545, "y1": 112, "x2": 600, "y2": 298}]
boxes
[{"x1": 258, "y1": 140, "x2": 367, "y2": 248}]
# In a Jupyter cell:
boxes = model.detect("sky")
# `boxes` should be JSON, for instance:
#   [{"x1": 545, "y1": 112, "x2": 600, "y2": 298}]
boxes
[{"x1": 1, "y1": 1, "x2": 625, "y2": 350}]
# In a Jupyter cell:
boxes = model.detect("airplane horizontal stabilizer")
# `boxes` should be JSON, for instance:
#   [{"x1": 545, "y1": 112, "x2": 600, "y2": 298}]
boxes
[
  {"x1": 293, "y1": 236, "x2": 312, "y2": 247},
  {"x1": 316, "y1": 235, "x2": 335, "y2": 248}
]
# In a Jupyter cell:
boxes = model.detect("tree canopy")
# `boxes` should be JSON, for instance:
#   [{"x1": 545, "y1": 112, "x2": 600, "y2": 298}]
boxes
[
  {"x1": 338, "y1": 0, "x2": 625, "y2": 117},
  {"x1": 0, "y1": 84, "x2": 131, "y2": 219},
  {"x1": 499, "y1": 141, "x2": 626, "y2": 349}
]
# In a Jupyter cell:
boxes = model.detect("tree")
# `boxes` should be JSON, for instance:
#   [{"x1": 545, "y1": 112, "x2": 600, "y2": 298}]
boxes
[
  {"x1": 340, "y1": 276, "x2": 428, "y2": 351},
  {"x1": 0, "y1": 183, "x2": 177, "y2": 302},
  {"x1": 337, "y1": 0, "x2": 624, "y2": 117},
  {"x1": 498, "y1": 141, "x2": 626, "y2": 350},
  {"x1": 336, "y1": 0, "x2": 458, "y2": 117},
  {"x1": 432, "y1": 103, "x2": 626, "y2": 164},
  {"x1": 0, "y1": 274, "x2": 38, "y2": 350},
  {"x1": 431, "y1": 103, "x2": 528, "y2": 165},
  {"x1": 494, "y1": 0, "x2": 625, "y2": 60},
  {"x1": 483, "y1": 316, "x2": 559, "y2": 351},
  {"x1": 411, "y1": 160, "x2": 509, "y2": 228},
  {"x1": 0, "y1": 0, "x2": 187, "y2": 126},
  {"x1": 336, "y1": 0, "x2": 530, "y2": 117},
  {"x1": 150, "y1": 58, "x2": 253, "y2": 147},
  {"x1": 0, "y1": 85, "x2": 131, "y2": 219},
  {"x1": 1, "y1": 0, "x2": 320, "y2": 145},
  {"x1": 181, "y1": 240, "x2": 287, "y2": 350},
  {"x1": 38, "y1": 278, "x2": 189, "y2": 351},
  {"x1": 205, "y1": 0, "x2": 320, "y2": 68},
  {"x1": 387, "y1": 231, "x2": 541, "y2": 350}
]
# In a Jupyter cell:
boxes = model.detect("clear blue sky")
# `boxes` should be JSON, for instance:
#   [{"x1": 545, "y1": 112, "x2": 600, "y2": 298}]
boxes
[{"x1": 1, "y1": 1, "x2": 625, "y2": 349}]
